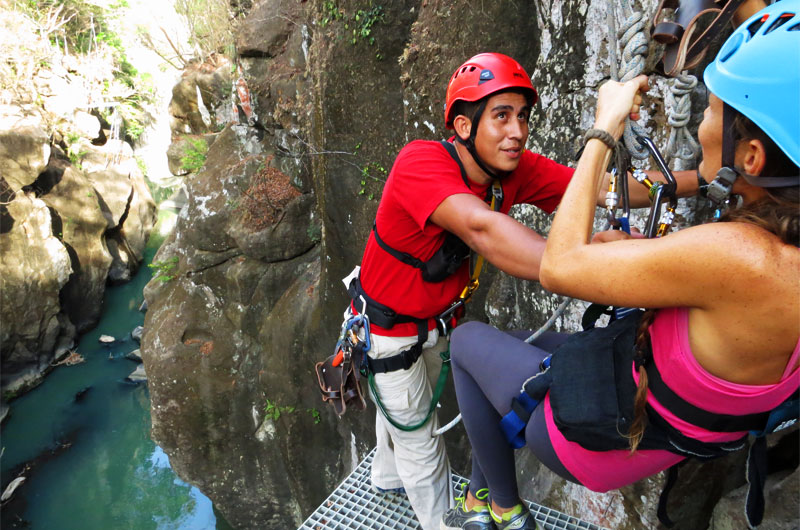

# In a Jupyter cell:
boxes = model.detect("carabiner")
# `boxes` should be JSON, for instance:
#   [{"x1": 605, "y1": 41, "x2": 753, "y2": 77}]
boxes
[{"x1": 632, "y1": 134, "x2": 679, "y2": 238}]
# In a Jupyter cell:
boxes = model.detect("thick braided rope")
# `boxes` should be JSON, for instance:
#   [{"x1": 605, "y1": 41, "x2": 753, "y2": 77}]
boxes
[
  {"x1": 665, "y1": 72, "x2": 701, "y2": 162},
  {"x1": 616, "y1": 5, "x2": 650, "y2": 159}
]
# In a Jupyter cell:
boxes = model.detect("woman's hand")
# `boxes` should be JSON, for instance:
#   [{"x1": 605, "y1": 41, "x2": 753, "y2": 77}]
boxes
[{"x1": 593, "y1": 75, "x2": 649, "y2": 140}]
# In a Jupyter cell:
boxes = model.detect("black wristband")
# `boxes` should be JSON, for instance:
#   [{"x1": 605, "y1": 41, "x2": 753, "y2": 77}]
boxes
[
  {"x1": 697, "y1": 169, "x2": 709, "y2": 198},
  {"x1": 583, "y1": 128, "x2": 617, "y2": 151}
]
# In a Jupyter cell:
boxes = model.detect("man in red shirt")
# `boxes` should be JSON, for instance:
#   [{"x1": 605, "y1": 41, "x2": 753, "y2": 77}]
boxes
[{"x1": 345, "y1": 53, "x2": 697, "y2": 530}]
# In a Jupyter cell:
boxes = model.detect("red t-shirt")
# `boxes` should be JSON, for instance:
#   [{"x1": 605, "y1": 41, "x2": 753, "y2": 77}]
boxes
[{"x1": 358, "y1": 139, "x2": 573, "y2": 336}]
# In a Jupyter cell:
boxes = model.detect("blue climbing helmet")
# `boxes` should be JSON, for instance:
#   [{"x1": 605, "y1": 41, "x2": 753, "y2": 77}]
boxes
[{"x1": 704, "y1": 0, "x2": 800, "y2": 173}]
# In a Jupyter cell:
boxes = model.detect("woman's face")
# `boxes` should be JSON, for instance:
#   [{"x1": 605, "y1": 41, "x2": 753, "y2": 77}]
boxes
[{"x1": 697, "y1": 92, "x2": 725, "y2": 181}]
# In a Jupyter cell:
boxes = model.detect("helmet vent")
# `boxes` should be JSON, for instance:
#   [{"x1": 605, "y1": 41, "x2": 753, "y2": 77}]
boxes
[
  {"x1": 765, "y1": 12, "x2": 796, "y2": 34},
  {"x1": 747, "y1": 14, "x2": 769, "y2": 36}
]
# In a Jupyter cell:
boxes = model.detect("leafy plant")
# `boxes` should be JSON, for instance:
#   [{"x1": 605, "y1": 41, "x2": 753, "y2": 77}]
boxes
[
  {"x1": 65, "y1": 134, "x2": 87, "y2": 166},
  {"x1": 307, "y1": 408, "x2": 321, "y2": 424},
  {"x1": 264, "y1": 399, "x2": 295, "y2": 421},
  {"x1": 320, "y1": 1, "x2": 385, "y2": 58},
  {"x1": 358, "y1": 161, "x2": 387, "y2": 200},
  {"x1": 180, "y1": 137, "x2": 209, "y2": 173},
  {"x1": 351, "y1": 5, "x2": 384, "y2": 46},
  {"x1": 148, "y1": 256, "x2": 179, "y2": 283}
]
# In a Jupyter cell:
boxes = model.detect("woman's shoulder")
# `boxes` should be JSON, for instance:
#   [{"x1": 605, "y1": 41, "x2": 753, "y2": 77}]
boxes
[{"x1": 673, "y1": 221, "x2": 798, "y2": 261}]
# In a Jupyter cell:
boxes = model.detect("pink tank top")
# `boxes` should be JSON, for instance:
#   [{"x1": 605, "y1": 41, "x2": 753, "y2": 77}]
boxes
[{"x1": 546, "y1": 307, "x2": 800, "y2": 492}]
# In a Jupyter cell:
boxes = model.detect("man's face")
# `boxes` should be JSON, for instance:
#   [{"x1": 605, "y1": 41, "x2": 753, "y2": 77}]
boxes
[{"x1": 473, "y1": 91, "x2": 530, "y2": 174}]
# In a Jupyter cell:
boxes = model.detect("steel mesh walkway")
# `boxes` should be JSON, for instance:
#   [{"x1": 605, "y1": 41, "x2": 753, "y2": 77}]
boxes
[{"x1": 299, "y1": 448, "x2": 608, "y2": 530}]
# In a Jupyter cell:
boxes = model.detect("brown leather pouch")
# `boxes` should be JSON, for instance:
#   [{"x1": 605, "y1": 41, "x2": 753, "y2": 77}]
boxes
[
  {"x1": 651, "y1": 0, "x2": 745, "y2": 76},
  {"x1": 315, "y1": 346, "x2": 366, "y2": 417}
]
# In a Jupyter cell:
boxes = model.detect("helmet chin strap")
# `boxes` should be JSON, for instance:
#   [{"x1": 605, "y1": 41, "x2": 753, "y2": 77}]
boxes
[
  {"x1": 455, "y1": 100, "x2": 512, "y2": 181},
  {"x1": 705, "y1": 103, "x2": 800, "y2": 214},
  {"x1": 705, "y1": 102, "x2": 739, "y2": 213}
]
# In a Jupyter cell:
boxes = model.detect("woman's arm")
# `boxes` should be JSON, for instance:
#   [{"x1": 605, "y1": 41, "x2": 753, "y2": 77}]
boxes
[{"x1": 539, "y1": 76, "x2": 772, "y2": 309}]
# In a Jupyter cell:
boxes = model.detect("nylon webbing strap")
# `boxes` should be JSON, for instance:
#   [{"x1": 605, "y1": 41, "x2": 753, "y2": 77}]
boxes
[
  {"x1": 469, "y1": 180, "x2": 502, "y2": 280},
  {"x1": 643, "y1": 356, "x2": 771, "y2": 432},
  {"x1": 722, "y1": 102, "x2": 736, "y2": 170},
  {"x1": 368, "y1": 347, "x2": 451, "y2": 432},
  {"x1": 366, "y1": 320, "x2": 427, "y2": 375},
  {"x1": 439, "y1": 140, "x2": 502, "y2": 301},
  {"x1": 372, "y1": 222, "x2": 425, "y2": 270}
]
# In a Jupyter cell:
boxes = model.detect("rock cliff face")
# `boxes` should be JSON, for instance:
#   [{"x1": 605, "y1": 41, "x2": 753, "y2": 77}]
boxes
[
  {"x1": 0, "y1": 102, "x2": 156, "y2": 397},
  {"x1": 140, "y1": 0, "x2": 797, "y2": 529}
]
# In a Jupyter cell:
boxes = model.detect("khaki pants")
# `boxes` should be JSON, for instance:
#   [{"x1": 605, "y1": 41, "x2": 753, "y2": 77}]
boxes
[{"x1": 368, "y1": 329, "x2": 454, "y2": 530}]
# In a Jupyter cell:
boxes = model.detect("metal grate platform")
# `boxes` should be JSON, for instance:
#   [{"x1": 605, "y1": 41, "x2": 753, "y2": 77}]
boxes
[{"x1": 299, "y1": 448, "x2": 609, "y2": 530}]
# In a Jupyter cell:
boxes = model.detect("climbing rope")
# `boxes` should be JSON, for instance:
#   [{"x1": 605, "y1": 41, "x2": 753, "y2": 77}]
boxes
[
  {"x1": 613, "y1": 0, "x2": 650, "y2": 160},
  {"x1": 664, "y1": 73, "x2": 701, "y2": 163}
]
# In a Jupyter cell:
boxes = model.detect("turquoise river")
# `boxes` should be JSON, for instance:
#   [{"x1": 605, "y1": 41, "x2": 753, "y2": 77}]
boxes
[{"x1": 1, "y1": 223, "x2": 233, "y2": 529}]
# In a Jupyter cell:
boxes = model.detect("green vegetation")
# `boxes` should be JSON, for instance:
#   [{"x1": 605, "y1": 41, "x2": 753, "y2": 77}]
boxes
[
  {"x1": 263, "y1": 400, "x2": 322, "y2": 425},
  {"x1": 175, "y1": 0, "x2": 248, "y2": 61},
  {"x1": 353, "y1": 142, "x2": 387, "y2": 201},
  {"x1": 65, "y1": 133, "x2": 87, "y2": 167},
  {"x1": 180, "y1": 137, "x2": 209, "y2": 173},
  {"x1": 320, "y1": 1, "x2": 386, "y2": 59},
  {"x1": 351, "y1": 6, "x2": 384, "y2": 47},
  {"x1": 306, "y1": 221, "x2": 322, "y2": 244},
  {"x1": 4, "y1": 1, "x2": 156, "y2": 145},
  {"x1": 148, "y1": 257, "x2": 179, "y2": 283},
  {"x1": 307, "y1": 408, "x2": 322, "y2": 424},
  {"x1": 264, "y1": 399, "x2": 295, "y2": 422}
]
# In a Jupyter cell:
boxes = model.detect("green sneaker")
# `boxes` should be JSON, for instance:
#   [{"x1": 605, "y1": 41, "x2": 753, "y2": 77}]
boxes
[
  {"x1": 490, "y1": 504, "x2": 538, "y2": 530},
  {"x1": 440, "y1": 488, "x2": 494, "y2": 530}
]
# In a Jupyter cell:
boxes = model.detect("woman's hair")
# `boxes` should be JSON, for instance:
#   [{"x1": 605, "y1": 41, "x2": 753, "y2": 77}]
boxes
[{"x1": 626, "y1": 111, "x2": 800, "y2": 453}]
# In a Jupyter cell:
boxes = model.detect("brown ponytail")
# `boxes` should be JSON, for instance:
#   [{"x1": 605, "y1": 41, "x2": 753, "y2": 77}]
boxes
[{"x1": 627, "y1": 308, "x2": 657, "y2": 453}]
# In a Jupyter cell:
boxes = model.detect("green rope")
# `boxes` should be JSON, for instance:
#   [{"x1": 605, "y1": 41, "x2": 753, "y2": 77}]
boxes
[{"x1": 367, "y1": 348, "x2": 451, "y2": 432}]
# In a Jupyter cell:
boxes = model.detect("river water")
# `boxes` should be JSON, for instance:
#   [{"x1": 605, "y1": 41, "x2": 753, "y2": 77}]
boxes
[{"x1": 0, "y1": 212, "x2": 232, "y2": 529}]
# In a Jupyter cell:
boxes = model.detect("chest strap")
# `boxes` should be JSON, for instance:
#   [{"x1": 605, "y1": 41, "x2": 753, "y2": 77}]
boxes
[{"x1": 640, "y1": 355, "x2": 779, "y2": 433}]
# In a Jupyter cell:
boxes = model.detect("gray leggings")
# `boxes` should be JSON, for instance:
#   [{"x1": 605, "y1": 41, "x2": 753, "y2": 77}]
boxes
[{"x1": 450, "y1": 321, "x2": 579, "y2": 508}]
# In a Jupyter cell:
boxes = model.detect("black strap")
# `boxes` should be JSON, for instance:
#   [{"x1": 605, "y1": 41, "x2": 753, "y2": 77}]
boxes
[
  {"x1": 656, "y1": 463, "x2": 683, "y2": 528},
  {"x1": 348, "y1": 278, "x2": 431, "y2": 375},
  {"x1": 440, "y1": 140, "x2": 471, "y2": 189},
  {"x1": 642, "y1": 355, "x2": 772, "y2": 432},
  {"x1": 745, "y1": 436, "x2": 768, "y2": 528},
  {"x1": 581, "y1": 303, "x2": 613, "y2": 330},
  {"x1": 365, "y1": 320, "x2": 428, "y2": 374},
  {"x1": 722, "y1": 102, "x2": 736, "y2": 170},
  {"x1": 440, "y1": 140, "x2": 504, "y2": 209},
  {"x1": 372, "y1": 222, "x2": 426, "y2": 271},
  {"x1": 348, "y1": 277, "x2": 428, "y2": 329}
]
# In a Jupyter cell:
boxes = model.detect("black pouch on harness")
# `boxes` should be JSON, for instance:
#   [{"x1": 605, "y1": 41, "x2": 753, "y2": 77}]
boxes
[
  {"x1": 420, "y1": 232, "x2": 470, "y2": 283},
  {"x1": 548, "y1": 310, "x2": 668, "y2": 451}
]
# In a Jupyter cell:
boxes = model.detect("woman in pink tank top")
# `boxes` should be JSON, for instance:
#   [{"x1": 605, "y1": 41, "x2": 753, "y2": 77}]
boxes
[
  {"x1": 443, "y1": 1, "x2": 799, "y2": 529},
  {"x1": 538, "y1": 0, "x2": 800, "y2": 516}
]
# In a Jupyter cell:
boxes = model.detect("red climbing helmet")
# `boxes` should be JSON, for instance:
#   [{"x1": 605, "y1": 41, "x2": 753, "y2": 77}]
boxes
[{"x1": 444, "y1": 53, "x2": 538, "y2": 129}]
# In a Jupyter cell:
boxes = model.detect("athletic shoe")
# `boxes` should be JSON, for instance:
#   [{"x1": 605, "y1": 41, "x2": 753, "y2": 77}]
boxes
[
  {"x1": 490, "y1": 504, "x2": 538, "y2": 530},
  {"x1": 440, "y1": 490, "x2": 494, "y2": 530}
]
